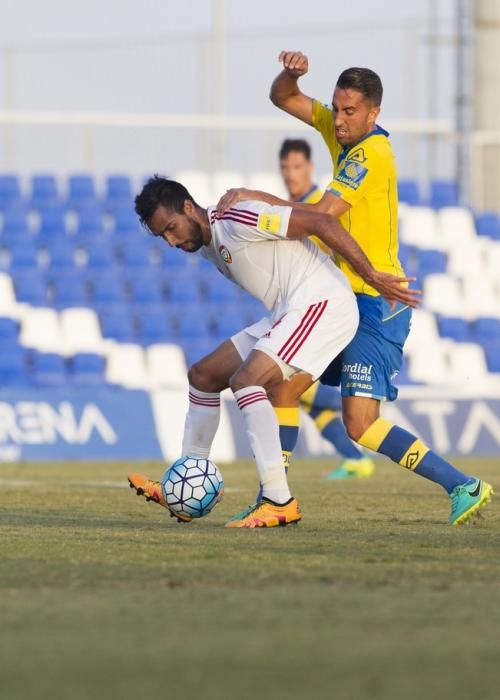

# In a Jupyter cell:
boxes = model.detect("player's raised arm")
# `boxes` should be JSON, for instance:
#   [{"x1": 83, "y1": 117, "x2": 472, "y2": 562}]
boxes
[
  {"x1": 287, "y1": 209, "x2": 421, "y2": 308},
  {"x1": 269, "y1": 50, "x2": 314, "y2": 125}
]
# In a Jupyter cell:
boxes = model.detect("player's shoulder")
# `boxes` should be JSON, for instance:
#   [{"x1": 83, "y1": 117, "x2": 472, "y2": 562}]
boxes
[{"x1": 346, "y1": 128, "x2": 394, "y2": 173}]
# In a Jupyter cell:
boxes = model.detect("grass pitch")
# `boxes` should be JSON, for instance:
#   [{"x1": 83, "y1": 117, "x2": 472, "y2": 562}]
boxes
[{"x1": 1, "y1": 457, "x2": 499, "y2": 700}]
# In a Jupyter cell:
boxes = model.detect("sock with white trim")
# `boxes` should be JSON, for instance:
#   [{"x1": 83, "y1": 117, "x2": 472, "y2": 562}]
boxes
[
  {"x1": 234, "y1": 385, "x2": 291, "y2": 504},
  {"x1": 181, "y1": 386, "x2": 221, "y2": 458}
]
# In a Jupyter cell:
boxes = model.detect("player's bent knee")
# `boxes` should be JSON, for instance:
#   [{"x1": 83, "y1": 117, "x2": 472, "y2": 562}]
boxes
[{"x1": 188, "y1": 361, "x2": 218, "y2": 393}]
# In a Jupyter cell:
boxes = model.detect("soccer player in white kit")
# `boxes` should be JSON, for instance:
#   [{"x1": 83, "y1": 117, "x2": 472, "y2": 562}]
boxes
[{"x1": 129, "y1": 176, "x2": 419, "y2": 528}]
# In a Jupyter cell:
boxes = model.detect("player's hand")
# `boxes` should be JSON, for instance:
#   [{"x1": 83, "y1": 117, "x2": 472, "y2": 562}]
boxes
[
  {"x1": 368, "y1": 273, "x2": 422, "y2": 309},
  {"x1": 216, "y1": 188, "x2": 251, "y2": 215},
  {"x1": 278, "y1": 50, "x2": 309, "y2": 77}
]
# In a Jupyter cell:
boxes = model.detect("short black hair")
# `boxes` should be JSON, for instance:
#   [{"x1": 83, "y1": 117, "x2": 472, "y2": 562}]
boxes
[
  {"x1": 336, "y1": 67, "x2": 383, "y2": 106},
  {"x1": 135, "y1": 175, "x2": 196, "y2": 227},
  {"x1": 279, "y1": 138, "x2": 312, "y2": 161}
]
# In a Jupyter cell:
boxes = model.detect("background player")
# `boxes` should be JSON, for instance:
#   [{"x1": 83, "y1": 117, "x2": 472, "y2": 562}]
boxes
[
  {"x1": 129, "y1": 176, "x2": 419, "y2": 528},
  {"x1": 279, "y1": 137, "x2": 374, "y2": 480},
  {"x1": 216, "y1": 52, "x2": 493, "y2": 525}
]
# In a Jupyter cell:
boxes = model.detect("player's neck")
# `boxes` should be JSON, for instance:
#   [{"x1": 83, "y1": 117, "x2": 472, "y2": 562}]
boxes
[
  {"x1": 195, "y1": 206, "x2": 212, "y2": 245},
  {"x1": 290, "y1": 182, "x2": 316, "y2": 203}
]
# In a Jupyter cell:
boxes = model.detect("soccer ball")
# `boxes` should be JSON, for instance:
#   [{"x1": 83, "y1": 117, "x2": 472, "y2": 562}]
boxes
[{"x1": 161, "y1": 457, "x2": 224, "y2": 520}]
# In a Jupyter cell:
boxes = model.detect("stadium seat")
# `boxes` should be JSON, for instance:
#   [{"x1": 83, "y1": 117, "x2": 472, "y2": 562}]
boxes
[
  {"x1": 70, "y1": 353, "x2": 106, "y2": 385},
  {"x1": 475, "y1": 212, "x2": 500, "y2": 240},
  {"x1": 446, "y1": 342, "x2": 490, "y2": 386},
  {"x1": 159, "y1": 246, "x2": 193, "y2": 271},
  {"x1": 202, "y1": 270, "x2": 240, "y2": 303},
  {"x1": 404, "y1": 308, "x2": 440, "y2": 357},
  {"x1": 51, "y1": 275, "x2": 89, "y2": 309},
  {"x1": 399, "y1": 206, "x2": 444, "y2": 250},
  {"x1": 213, "y1": 311, "x2": 247, "y2": 339},
  {"x1": 484, "y1": 340, "x2": 500, "y2": 373},
  {"x1": 105, "y1": 342, "x2": 149, "y2": 388},
  {"x1": 60, "y1": 308, "x2": 104, "y2": 355},
  {"x1": 462, "y1": 277, "x2": 500, "y2": 319},
  {"x1": 84, "y1": 240, "x2": 116, "y2": 269},
  {"x1": 474, "y1": 317, "x2": 500, "y2": 344},
  {"x1": 447, "y1": 239, "x2": 485, "y2": 278},
  {"x1": 112, "y1": 205, "x2": 141, "y2": 234},
  {"x1": 438, "y1": 316, "x2": 470, "y2": 342},
  {"x1": 0, "y1": 316, "x2": 19, "y2": 343},
  {"x1": 429, "y1": 180, "x2": 459, "y2": 208},
  {"x1": 174, "y1": 308, "x2": 213, "y2": 340},
  {"x1": 19, "y1": 308, "x2": 63, "y2": 353},
  {"x1": 136, "y1": 307, "x2": 176, "y2": 346},
  {"x1": 167, "y1": 274, "x2": 202, "y2": 303},
  {"x1": 182, "y1": 337, "x2": 219, "y2": 366},
  {"x1": 483, "y1": 241, "x2": 500, "y2": 283},
  {"x1": 119, "y1": 241, "x2": 153, "y2": 270},
  {"x1": 0, "y1": 346, "x2": 30, "y2": 386},
  {"x1": 408, "y1": 340, "x2": 452, "y2": 384},
  {"x1": 0, "y1": 272, "x2": 17, "y2": 317},
  {"x1": 67, "y1": 175, "x2": 98, "y2": 211},
  {"x1": 37, "y1": 206, "x2": 68, "y2": 241},
  {"x1": 90, "y1": 274, "x2": 126, "y2": 305},
  {"x1": 146, "y1": 343, "x2": 188, "y2": 389},
  {"x1": 416, "y1": 249, "x2": 448, "y2": 277},
  {"x1": 32, "y1": 352, "x2": 68, "y2": 386},
  {"x1": 104, "y1": 175, "x2": 133, "y2": 211},
  {"x1": 45, "y1": 239, "x2": 78, "y2": 272},
  {"x1": 2, "y1": 207, "x2": 31, "y2": 239},
  {"x1": 0, "y1": 175, "x2": 23, "y2": 211},
  {"x1": 13, "y1": 272, "x2": 49, "y2": 306},
  {"x1": 8, "y1": 241, "x2": 40, "y2": 270},
  {"x1": 397, "y1": 179, "x2": 421, "y2": 205},
  {"x1": 30, "y1": 175, "x2": 60, "y2": 209},
  {"x1": 423, "y1": 274, "x2": 464, "y2": 317},
  {"x1": 99, "y1": 307, "x2": 136, "y2": 343},
  {"x1": 77, "y1": 208, "x2": 105, "y2": 238},
  {"x1": 397, "y1": 243, "x2": 417, "y2": 276},
  {"x1": 127, "y1": 274, "x2": 164, "y2": 304},
  {"x1": 437, "y1": 207, "x2": 476, "y2": 249}
]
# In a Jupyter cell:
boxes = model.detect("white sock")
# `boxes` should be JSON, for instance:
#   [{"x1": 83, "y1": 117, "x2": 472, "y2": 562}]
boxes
[
  {"x1": 233, "y1": 385, "x2": 291, "y2": 504},
  {"x1": 181, "y1": 386, "x2": 221, "y2": 458}
]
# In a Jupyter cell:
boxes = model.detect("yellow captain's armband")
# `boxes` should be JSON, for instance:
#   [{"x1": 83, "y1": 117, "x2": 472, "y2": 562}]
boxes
[{"x1": 257, "y1": 213, "x2": 282, "y2": 235}]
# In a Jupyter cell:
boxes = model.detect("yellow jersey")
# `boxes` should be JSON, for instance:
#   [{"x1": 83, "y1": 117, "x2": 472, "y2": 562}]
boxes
[
  {"x1": 312, "y1": 99, "x2": 404, "y2": 296},
  {"x1": 296, "y1": 184, "x2": 331, "y2": 255}
]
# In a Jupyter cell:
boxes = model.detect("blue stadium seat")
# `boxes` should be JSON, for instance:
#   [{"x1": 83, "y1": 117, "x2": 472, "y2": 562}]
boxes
[
  {"x1": 213, "y1": 310, "x2": 246, "y2": 339},
  {"x1": 438, "y1": 316, "x2": 470, "y2": 342},
  {"x1": 475, "y1": 212, "x2": 500, "y2": 241},
  {"x1": 416, "y1": 249, "x2": 448, "y2": 276},
  {"x1": 174, "y1": 308, "x2": 213, "y2": 340},
  {"x1": 167, "y1": 272, "x2": 202, "y2": 303},
  {"x1": 30, "y1": 175, "x2": 60, "y2": 209},
  {"x1": 0, "y1": 175, "x2": 23, "y2": 211},
  {"x1": 2, "y1": 207, "x2": 31, "y2": 238},
  {"x1": 0, "y1": 346, "x2": 30, "y2": 386},
  {"x1": 242, "y1": 298, "x2": 267, "y2": 325},
  {"x1": 84, "y1": 240, "x2": 116, "y2": 269},
  {"x1": 112, "y1": 206, "x2": 141, "y2": 234},
  {"x1": 45, "y1": 239, "x2": 78, "y2": 271},
  {"x1": 51, "y1": 275, "x2": 89, "y2": 309},
  {"x1": 397, "y1": 243, "x2": 417, "y2": 276},
  {"x1": 182, "y1": 337, "x2": 219, "y2": 366},
  {"x1": 159, "y1": 246, "x2": 193, "y2": 271},
  {"x1": 32, "y1": 352, "x2": 68, "y2": 386},
  {"x1": 136, "y1": 307, "x2": 176, "y2": 346},
  {"x1": 8, "y1": 241, "x2": 40, "y2": 270},
  {"x1": 70, "y1": 353, "x2": 106, "y2": 385},
  {"x1": 398, "y1": 179, "x2": 421, "y2": 205},
  {"x1": 37, "y1": 206, "x2": 68, "y2": 241},
  {"x1": 99, "y1": 306, "x2": 136, "y2": 342},
  {"x1": 473, "y1": 318, "x2": 500, "y2": 344},
  {"x1": 104, "y1": 176, "x2": 133, "y2": 211},
  {"x1": 127, "y1": 274, "x2": 164, "y2": 304},
  {"x1": 67, "y1": 175, "x2": 98, "y2": 211},
  {"x1": 120, "y1": 241, "x2": 153, "y2": 270},
  {"x1": 429, "y1": 180, "x2": 459, "y2": 208},
  {"x1": 90, "y1": 274, "x2": 126, "y2": 305},
  {"x1": 76, "y1": 207, "x2": 105, "y2": 238},
  {"x1": 484, "y1": 340, "x2": 500, "y2": 373},
  {"x1": 0, "y1": 317, "x2": 19, "y2": 343},
  {"x1": 13, "y1": 271, "x2": 49, "y2": 305}
]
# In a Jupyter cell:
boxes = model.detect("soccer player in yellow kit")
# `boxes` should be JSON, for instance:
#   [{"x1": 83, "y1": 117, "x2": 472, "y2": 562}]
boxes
[
  {"x1": 280, "y1": 137, "x2": 374, "y2": 480},
  {"x1": 217, "y1": 51, "x2": 493, "y2": 525}
]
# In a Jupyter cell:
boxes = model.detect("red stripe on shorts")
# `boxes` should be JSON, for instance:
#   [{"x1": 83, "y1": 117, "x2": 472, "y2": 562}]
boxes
[{"x1": 278, "y1": 301, "x2": 328, "y2": 364}]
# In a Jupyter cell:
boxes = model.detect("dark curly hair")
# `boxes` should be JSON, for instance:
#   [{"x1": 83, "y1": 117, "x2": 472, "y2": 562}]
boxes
[{"x1": 135, "y1": 175, "x2": 197, "y2": 227}]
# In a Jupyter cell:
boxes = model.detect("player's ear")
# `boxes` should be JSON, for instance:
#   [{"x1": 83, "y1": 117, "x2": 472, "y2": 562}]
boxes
[
  {"x1": 184, "y1": 199, "x2": 194, "y2": 215},
  {"x1": 369, "y1": 105, "x2": 381, "y2": 125}
]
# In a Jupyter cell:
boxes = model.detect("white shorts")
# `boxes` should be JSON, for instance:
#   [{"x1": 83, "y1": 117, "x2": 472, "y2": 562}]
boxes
[{"x1": 231, "y1": 296, "x2": 359, "y2": 381}]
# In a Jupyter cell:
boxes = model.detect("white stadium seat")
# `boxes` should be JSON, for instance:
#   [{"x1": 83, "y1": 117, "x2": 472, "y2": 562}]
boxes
[
  {"x1": 404, "y1": 308, "x2": 440, "y2": 356},
  {"x1": 0, "y1": 272, "x2": 18, "y2": 318},
  {"x1": 423, "y1": 274, "x2": 464, "y2": 316},
  {"x1": 60, "y1": 308, "x2": 104, "y2": 356},
  {"x1": 105, "y1": 342, "x2": 149, "y2": 389},
  {"x1": 437, "y1": 206, "x2": 476, "y2": 249},
  {"x1": 146, "y1": 343, "x2": 188, "y2": 389},
  {"x1": 447, "y1": 238, "x2": 485, "y2": 278},
  {"x1": 399, "y1": 206, "x2": 444, "y2": 250},
  {"x1": 408, "y1": 339, "x2": 452, "y2": 384},
  {"x1": 446, "y1": 342, "x2": 490, "y2": 387},
  {"x1": 19, "y1": 308, "x2": 64, "y2": 353},
  {"x1": 462, "y1": 277, "x2": 500, "y2": 319}
]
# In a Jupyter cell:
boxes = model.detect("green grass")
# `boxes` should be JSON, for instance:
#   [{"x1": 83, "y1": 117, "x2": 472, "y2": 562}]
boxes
[{"x1": 0, "y1": 457, "x2": 499, "y2": 700}]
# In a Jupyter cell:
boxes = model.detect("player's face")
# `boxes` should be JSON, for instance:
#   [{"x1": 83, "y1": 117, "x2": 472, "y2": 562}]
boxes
[
  {"x1": 148, "y1": 203, "x2": 205, "y2": 253},
  {"x1": 280, "y1": 151, "x2": 314, "y2": 200},
  {"x1": 331, "y1": 87, "x2": 380, "y2": 148}
]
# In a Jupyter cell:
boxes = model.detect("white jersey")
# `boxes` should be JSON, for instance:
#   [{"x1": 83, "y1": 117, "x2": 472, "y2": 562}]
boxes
[{"x1": 202, "y1": 201, "x2": 354, "y2": 320}]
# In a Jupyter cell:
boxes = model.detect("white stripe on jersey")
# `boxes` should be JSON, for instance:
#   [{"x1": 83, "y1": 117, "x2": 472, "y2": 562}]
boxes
[{"x1": 202, "y1": 201, "x2": 354, "y2": 319}]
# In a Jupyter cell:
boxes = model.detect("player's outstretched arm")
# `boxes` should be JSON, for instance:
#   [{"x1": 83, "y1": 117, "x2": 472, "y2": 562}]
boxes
[
  {"x1": 269, "y1": 50, "x2": 314, "y2": 125},
  {"x1": 287, "y1": 209, "x2": 422, "y2": 308}
]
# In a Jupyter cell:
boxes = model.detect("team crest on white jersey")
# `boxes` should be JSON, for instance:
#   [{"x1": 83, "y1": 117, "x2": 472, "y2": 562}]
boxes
[{"x1": 219, "y1": 244, "x2": 232, "y2": 263}]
